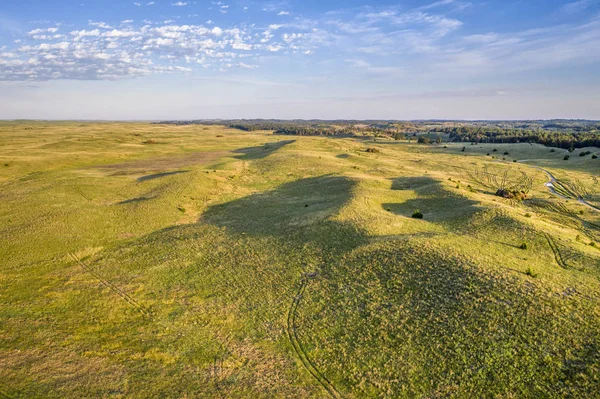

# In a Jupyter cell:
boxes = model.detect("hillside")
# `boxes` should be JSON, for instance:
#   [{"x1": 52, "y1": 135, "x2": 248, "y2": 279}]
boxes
[{"x1": 1, "y1": 122, "x2": 599, "y2": 398}]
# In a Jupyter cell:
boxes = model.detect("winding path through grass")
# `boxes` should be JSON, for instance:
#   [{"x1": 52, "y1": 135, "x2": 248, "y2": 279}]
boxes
[{"x1": 518, "y1": 161, "x2": 599, "y2": 212}]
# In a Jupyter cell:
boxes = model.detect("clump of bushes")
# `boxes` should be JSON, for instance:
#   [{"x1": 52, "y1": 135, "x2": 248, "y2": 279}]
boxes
[
  {"x1": 365, "y1": 147, "x2": 381, "y2": 153},
  {"x1": 520, "y1": 242, "x2": 528, "y2": 250},
  {"x1": 412, "y1": 210, "x2": 424, "y2": 219},
  {"x1": 592, "y1": 154, "x2": 598, "y2": 159},
  {"x1": 550, "y1": 148, "x2": 556, "y2": 152},
  {"x1": 496, "y1": 189, "x2": 527, "y2": 200},
  {"x1": 461, "y1": 147, "x2": 466, "y2": 152},
  {"x1": 504, "y1": 151, "x2": 510, "y2": 155},
  {"x1": 564, "y1": 155, "x2": 570, "y2": 160},
  {"x1": 580, "y1": 151, "x2": 591, "y2": 156}
]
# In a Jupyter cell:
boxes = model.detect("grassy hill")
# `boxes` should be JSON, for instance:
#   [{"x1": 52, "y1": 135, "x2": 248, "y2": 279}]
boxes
[{"x1": 1, "y1": 122, "x2": 599, "y2": 398}]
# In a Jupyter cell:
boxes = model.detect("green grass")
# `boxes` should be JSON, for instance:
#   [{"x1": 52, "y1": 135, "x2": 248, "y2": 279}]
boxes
[{"x1": 1, "y1": 123, "x2": 599, "y2": 398}]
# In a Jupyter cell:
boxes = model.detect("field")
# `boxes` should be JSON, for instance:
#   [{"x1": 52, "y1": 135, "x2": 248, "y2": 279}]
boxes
[{"x1": 1, "y1": 122, "x2": 600, "y2": 398}]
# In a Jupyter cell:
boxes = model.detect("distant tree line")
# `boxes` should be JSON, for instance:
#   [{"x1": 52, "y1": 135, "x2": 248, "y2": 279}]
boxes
[
  {"x1": 154, "y1": 119, "x2": 600, "y2": 149},
  {"x1": 433, "y1": 126, "x2": 600, "y2": 149}
]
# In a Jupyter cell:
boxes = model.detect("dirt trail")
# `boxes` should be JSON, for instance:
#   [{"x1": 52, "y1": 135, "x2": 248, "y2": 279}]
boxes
[{"x1": 517, "y1": 161, "x2": 599, "y2": 212}]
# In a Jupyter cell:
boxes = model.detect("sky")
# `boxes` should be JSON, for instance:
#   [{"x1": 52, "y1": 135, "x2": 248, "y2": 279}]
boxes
[{"x1": 0, "y1": 0, "x2": 599, "y2": 120}]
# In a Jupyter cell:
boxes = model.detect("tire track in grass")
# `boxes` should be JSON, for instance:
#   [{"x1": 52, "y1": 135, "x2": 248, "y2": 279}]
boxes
[
  {"x1": 286, "y1": 275, "x2": 342, "y2": 399},
  {"x1": 544, "y1": 233, "x2": 569, "y2": 270},
  {"x1": 67, "y1": 252, "x2": 152, "y2": 319},
  {"x1": 517, "y1": 162, "x2": 599, "y2": 212},
  {"x1": 175, "y1": 171, "x2": 196, "y2": 199}
]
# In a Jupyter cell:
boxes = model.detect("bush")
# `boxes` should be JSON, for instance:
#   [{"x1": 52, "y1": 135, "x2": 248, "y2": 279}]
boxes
[
  {"x1": 564, "y1": 155, "x2": 570, "y2": 160},
  {"x1": 461, "y1": 147, "x2": 466, "y2": 152},
  {"x1": 592, "y1": 154, "x2": 598, "y2": 159},
  {"x1": 493, "y1": 149, "x2": 498, "y2": 152},
  {"x1": 519, "y1": 242, "x2": 528, "y2": 250},
  {"x1": 412, "y1": 210, "x2": 424, "y2": 219},
  {"x1": 550, "y1": 149, "x2": 556, "y2": 152},
  {"x1": 525, "y1": 267, "x2": 538, "y2": 278},
  {"x1": 580, "y1": 151, "x2": 591, "y2": 157},
  {"x1": 504, "y1": 151, "x2": 510, "y2": 155},
  {"x1": 365, "y1": 147, "x2": 381, "y2": 153}
]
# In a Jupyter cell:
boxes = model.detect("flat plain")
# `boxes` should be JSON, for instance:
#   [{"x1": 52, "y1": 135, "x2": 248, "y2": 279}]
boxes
[{"x1": 1, "y1": 122, "x2": 599, "y2": 398}]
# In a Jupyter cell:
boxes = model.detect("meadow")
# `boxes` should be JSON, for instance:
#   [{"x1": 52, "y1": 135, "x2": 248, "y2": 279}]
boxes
[{"x1": 1, "y1": 122, "x2": 599, "y2": 398}]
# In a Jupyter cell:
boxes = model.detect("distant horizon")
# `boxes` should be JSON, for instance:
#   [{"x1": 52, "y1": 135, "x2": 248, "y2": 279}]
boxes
[{"x1": 2, "y1": 118, "x2": 600, "y2": 123}]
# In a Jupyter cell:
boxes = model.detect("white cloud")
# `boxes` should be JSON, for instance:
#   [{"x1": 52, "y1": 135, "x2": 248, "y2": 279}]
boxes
[{"x1": 562, "y1": 0, "x2": 596, "y2": 14}]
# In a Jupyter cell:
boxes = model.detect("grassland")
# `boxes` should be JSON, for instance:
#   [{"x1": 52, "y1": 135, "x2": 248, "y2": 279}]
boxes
[{"x1": 1, "y1": 122, "x2": 599, "y2": 398}]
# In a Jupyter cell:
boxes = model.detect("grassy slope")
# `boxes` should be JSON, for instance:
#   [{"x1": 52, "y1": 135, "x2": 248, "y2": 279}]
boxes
[{"x1": 0, "y1": 123, "x2": 599, "y2": 398}]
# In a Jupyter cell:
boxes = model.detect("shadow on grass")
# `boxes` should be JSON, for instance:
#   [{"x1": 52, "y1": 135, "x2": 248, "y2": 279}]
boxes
[
  {"x1": 384, "y1": 176, "x2": 482, "y2": 227},
  {"x1": 137, "y1": 171, "x2": 189, "y2": 182},
  {"x1": 232, "y1": 140, "x2": 296, "y2": 161},
  {"x1": 200, "y1": 175, "x2": 366, "y2": 251}
]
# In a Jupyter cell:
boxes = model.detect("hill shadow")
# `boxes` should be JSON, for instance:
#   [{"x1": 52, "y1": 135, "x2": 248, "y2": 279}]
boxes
[
  {"x1": 232, "y1": 140, "x2": 295, "y2": 161},
  {"x1": 200, "y1": 175, "x2": 366, "y2": 253},
  {"x1": 137, "y1": 171, "x2": 189, "y2": 182},
  {"x1": 384, "y1": 176, "x2": 482, "y2": 227}
]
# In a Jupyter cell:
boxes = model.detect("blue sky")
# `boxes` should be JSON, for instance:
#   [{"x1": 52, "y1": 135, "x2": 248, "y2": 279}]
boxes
[{"x1": 1, "y1": 0, "x2": 599, "y2": 119}]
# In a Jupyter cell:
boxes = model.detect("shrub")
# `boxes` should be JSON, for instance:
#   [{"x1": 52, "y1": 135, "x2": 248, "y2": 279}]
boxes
[
  {"x1": 513, "y1": 160, "x2": 517, "y2": 162},
  {"x1": 592, "y1": 154, "x2": 598, "y2": 159},
  {"x1": 550, "y1": 149, "x2": 556, "y2": 152},
  {"x1": 525, "y1": 267, "x2": 538, "y2": 278},
  {"x1": 580, "y1": 151, "x2": 591, "y2": 157},
  {"x1": 564, "y1": 155, "x2": 570, "y2": 160},
  {"x1": 493, "y1": 149, "x2": 498, "y2": 152},
  {"x1": 525, "y1": 213, "x2": 532, "y2": 218},
  {"x1": 519, "y1": 242, "x2": 528, "y2": 250},
  {"x1": 504, "y1": 151, "x2": 510, "y2": 155},
  {"x1": 365, "y1": 147, "x2": 381, "y2": 153},
  {"x1": 412, "y1": 210, "x2": 424, "y2": 219},
  {"x1": 461, "y1": 147, "x2": 466, "y2": 152}
]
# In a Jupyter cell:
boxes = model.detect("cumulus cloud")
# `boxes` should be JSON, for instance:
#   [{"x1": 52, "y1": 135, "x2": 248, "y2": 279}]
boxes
[
  {"x1": 0, "y1": 19, "x2": 315, "y2": 81},
  {"x1": 2, "y1": 3, "x2": 599, "y2": 83}
]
